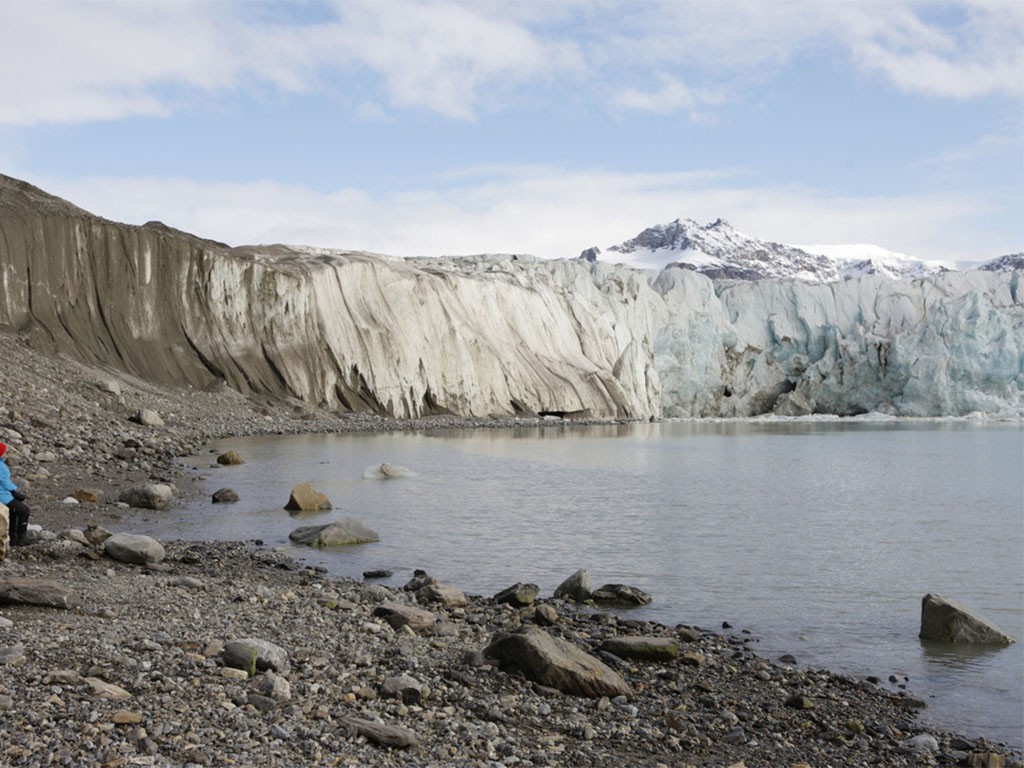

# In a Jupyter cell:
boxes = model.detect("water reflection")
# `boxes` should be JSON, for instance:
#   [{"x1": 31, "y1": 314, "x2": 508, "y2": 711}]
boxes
[{"x1": 920, "y1": 639, "x2": 1012, "y2": 670}]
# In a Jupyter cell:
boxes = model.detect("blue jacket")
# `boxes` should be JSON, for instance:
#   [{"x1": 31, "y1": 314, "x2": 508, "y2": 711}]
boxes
[{"x1": 0, "y1": 458, "x2": 17, "y2": 506}]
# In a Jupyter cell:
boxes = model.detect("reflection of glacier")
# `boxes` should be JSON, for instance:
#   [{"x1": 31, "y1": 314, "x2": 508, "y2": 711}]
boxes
[{"x1": 1, "y1": 177, "x2": 1021, "y2": 420}]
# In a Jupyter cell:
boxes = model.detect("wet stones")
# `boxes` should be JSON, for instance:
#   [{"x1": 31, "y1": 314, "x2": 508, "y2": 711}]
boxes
[
  {"x1": 600, "y1": 636, "x2": 680, "y2": 662},
  {"x1": 920, "y1": 593, "x2": 1016, "y2": 645},
  {"x1": 591, "y1": 583, "x2": 653, "y2": 607},
  {"x1": 212, "y1": 487, "x2": 239, "y2": 503},
  {"x1": 216, "y1": 450, "x2": 245, "y2": 465},
  {"x1": 554, "y1": 568, "x2": 592, "y2": 602},
  {"x1": 494, "y1": 582, "x2": 540, "y2": 607},
  {"x1": 288, "y1": 518, "x2": 379, "y2": 547},
  {"x1": 284, "y1": 482, "x2": 331, "y2": 512}
]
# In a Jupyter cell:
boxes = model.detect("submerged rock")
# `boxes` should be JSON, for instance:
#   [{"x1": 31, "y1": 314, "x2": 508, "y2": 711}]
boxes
[
  {"x1": 288, "y1": 518, "x2": 379, "y2": 547},
  {"x1": 919, "y1": 593, "x2": 1016, "y2": 645},
  {"x1": 284, "y1": 483, "x2": 331, "y2": 512},
  {"x1": 591, "y1": 583, "x2": 653, "y2": 607}
]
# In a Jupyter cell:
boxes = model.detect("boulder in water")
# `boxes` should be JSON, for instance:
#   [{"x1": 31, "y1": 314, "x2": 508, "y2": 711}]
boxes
[
  {"x1": 919, "y1": 593, "x2": 1015, "y2": 645},
  {"x1": 289, "y1": 518, "x2": 379, "y2": 547},
  {"x1": 284, "y1": 483, "x2": 331, "y2": 512}
]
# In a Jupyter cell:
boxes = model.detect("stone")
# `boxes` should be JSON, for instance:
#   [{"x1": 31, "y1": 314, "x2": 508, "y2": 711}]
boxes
[
  {"x1": 0, "y1": 643, "x2": 25, "y2": 664},
  {"x1": 284, "y1": 483, "x2": 332, "y2": 512},
  {"x1": 97, "y1": 379, "x2": 121, "y2": 396},
  {"x1": 118, "y1": 484, "x2": 173, "y2": 510},
  {"x1": 363, "y1": 569, "x2": 393, "y2": 579},
  {"x1": 84, "y1": 677, "x2": 133, "y2": 700},
  {"x1": 535, "y1": 604, "x2": 559, "y2": 626},
  {"x1": 381, "y1": 673, "x2": 423, "y2": 704},
  {"x1": 130, "y1": 409, "x2": 164, "y2": 427},
  {"x1": 112, "y1": 710, "x2": 142, "y2": 724},
  {"x1": 591, "y1": 584, "x2": 653, "y2": 607},
  {"x1": 71, "y1": 488, "x2": 102, "y2": 503},
  {"x1": 784, "y1": 694, "x2": 816, "y2": 710},
  {"x1": 59, "y1": 529, "x2": 89, "y2": 546},
  {"x1": 484, "y1": 626, "x2": 633, "y2": 699},
  {"x1": 919, "y1": 594, "x2": 1016, "y2": 644},
  {"x1": 903, "y1": 734, "x2": 940, "y2": 754},
  {"x1": 83, "y1": 525, "x2": 113, "y2": 545},
  {"x1": 223, "y1": 638, "x2": 289, "y2": 675},
  {"x1": 259, "y1": 672, "x2": 292, "y2": 702},
  {"x1": 167, "y1": 576, "x2": 205, "y2": 590},
  {"x1": 494, "y1": 582, "x2": 540, "y2": 607},
  {"x1": 338, "y1": 716, "x2": 418, "y2": 749},
  {"x1": 217, "y1": 450, "x2": 245, "y2": 465},
  {"x1": 416, "y1": 582, "x2": 469, "y2": 608},
  {"x1": 103, "y1": 533, "x2": 166, "y2": 565},
  {"x1": 373, "y1": 602, "x2": 437, "y2": 632},
  {"x1": 681, "y1": 651, "x2": 706, "y2": 667},
  {"x1": 599, "y1": 636, "x2": 679, "y2": 662},
  {"x1": 288, "y1": 518, "x2": 379, "y2": 547},
  {"x1": 0, "y1": 578, "x2": 74, "y2": 608},
  {"x1": 212, "y1": 488, "x2": 239, "y2": 503},
  {"x1": 554, "y1": 569, "x2": 592, "y2": 602}
]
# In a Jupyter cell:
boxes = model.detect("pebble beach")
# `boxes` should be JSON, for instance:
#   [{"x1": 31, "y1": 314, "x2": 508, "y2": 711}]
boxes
[{"x1": 0, "y1": 329, "x2": 1019, "y2": 768}]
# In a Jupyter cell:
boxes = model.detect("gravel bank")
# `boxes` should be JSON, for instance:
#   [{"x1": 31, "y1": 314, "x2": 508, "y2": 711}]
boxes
[{"x1": 0, "y1": 329, "x2": 1019, "y2": 767}]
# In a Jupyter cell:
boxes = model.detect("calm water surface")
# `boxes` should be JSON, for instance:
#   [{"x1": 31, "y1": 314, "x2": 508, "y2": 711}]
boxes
[{"x1": 133, "y1": 419, "x2": 1023, "y2": 749}]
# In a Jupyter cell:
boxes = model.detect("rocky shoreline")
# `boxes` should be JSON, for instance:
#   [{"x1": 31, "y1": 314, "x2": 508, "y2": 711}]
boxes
[{"x1": 0, "y1": 328, "x2": 1020, "y2": 767}]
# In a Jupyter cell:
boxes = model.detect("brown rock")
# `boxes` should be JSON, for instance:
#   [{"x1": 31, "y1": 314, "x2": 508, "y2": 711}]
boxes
[
  {"x1": 284, "y1": 483, "x2": 331, "y2": 512},
  {"x1": 217, "y1": 450, "x2": 245, "y2": 466}
]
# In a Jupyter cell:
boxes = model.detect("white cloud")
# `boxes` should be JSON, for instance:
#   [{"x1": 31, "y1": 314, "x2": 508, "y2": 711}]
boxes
[
  {"x1": 32, "y1": 167, "x2": 1015, "y2": 266},
  {"x1": 2, "y1": 0, "x2": 1019, "y2": 127}
]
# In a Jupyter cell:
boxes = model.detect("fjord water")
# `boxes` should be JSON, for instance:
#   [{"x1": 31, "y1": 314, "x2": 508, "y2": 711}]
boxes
[{"x1": 146, "y1": 420, "x2": 1022, "y2": 748}]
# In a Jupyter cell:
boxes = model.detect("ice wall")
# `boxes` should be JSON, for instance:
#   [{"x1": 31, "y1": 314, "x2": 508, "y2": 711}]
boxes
[{"x1": 1, "y1": 176, "x2": 1021, "y2": 419}]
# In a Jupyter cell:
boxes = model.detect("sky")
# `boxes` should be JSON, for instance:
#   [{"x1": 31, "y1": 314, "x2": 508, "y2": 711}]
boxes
[{"x1": 1, "y1": 0, "x2": 1022, "y2": 268}]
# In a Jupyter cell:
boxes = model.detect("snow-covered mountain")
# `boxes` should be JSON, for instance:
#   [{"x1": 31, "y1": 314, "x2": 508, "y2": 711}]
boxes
[{"x1": 595, "y1": 218, "x2": 985, "y2": 282}]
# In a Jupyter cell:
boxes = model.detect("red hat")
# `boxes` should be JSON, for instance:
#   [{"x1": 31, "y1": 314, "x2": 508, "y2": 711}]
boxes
[{"x1": 0, "y1": 443, "x2": 6, "y2": 458}]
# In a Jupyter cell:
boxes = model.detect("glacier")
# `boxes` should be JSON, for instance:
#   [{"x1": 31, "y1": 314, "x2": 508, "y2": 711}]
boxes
[{"x1": 1, "y1": 175, "x2": 1021, "y2": 420}]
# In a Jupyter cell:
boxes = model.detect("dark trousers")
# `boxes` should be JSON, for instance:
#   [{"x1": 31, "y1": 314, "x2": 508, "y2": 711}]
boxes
[{"x1": 7, "y1": 499, "x2": 29, "y2": 544}]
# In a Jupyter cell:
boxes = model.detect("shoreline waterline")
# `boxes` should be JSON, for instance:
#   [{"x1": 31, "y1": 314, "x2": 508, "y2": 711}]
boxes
[{"x1": 131, "y1": 417, "x2": 1024, "y2": 753}]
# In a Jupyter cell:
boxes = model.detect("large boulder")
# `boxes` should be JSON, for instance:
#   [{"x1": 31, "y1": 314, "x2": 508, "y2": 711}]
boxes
[
  {"x1": 591, "y1": 584, "x2": 653, "y2": 607},
  {"x1": 0, "y1": 577, "x2": 74, "y2": 608},
  {"x1": 919, "y1": 593, "x2": 1016, "y2": 645},
  {"x1": 103, "y1": 533, "x2": 166, "y2": 565},
  {"x1": 553, "y1": 569, "x2": 592, "y2": 602},
  {"x1": 284, "y1": 483, "x2": 332, "y2": 512},
  {"x1": 216, "y1": 450, "x2": 245, "y2": 466},
  {"x1": 118, "y1": 484, "x2": 173, "y2": 510},
  {"x1": 223, "y1": 638, "x2": 289, "y2": 674},
  {"x1": 288, "y1": 518, "x2": 379, "y2": 547},
  {"x1": 484, "y1": 626, "x2": 633, "y2": 698}
]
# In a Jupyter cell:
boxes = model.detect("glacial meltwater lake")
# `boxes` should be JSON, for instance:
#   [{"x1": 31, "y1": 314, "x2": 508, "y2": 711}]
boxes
[{"x1": 131, "y1": 419, "x2": 1023, "y2": 749}]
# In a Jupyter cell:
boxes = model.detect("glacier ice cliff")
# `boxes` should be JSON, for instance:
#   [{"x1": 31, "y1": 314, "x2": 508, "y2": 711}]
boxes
[{"x1": 1, "y1": 176, "x2": 1021, "y2": 419}]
